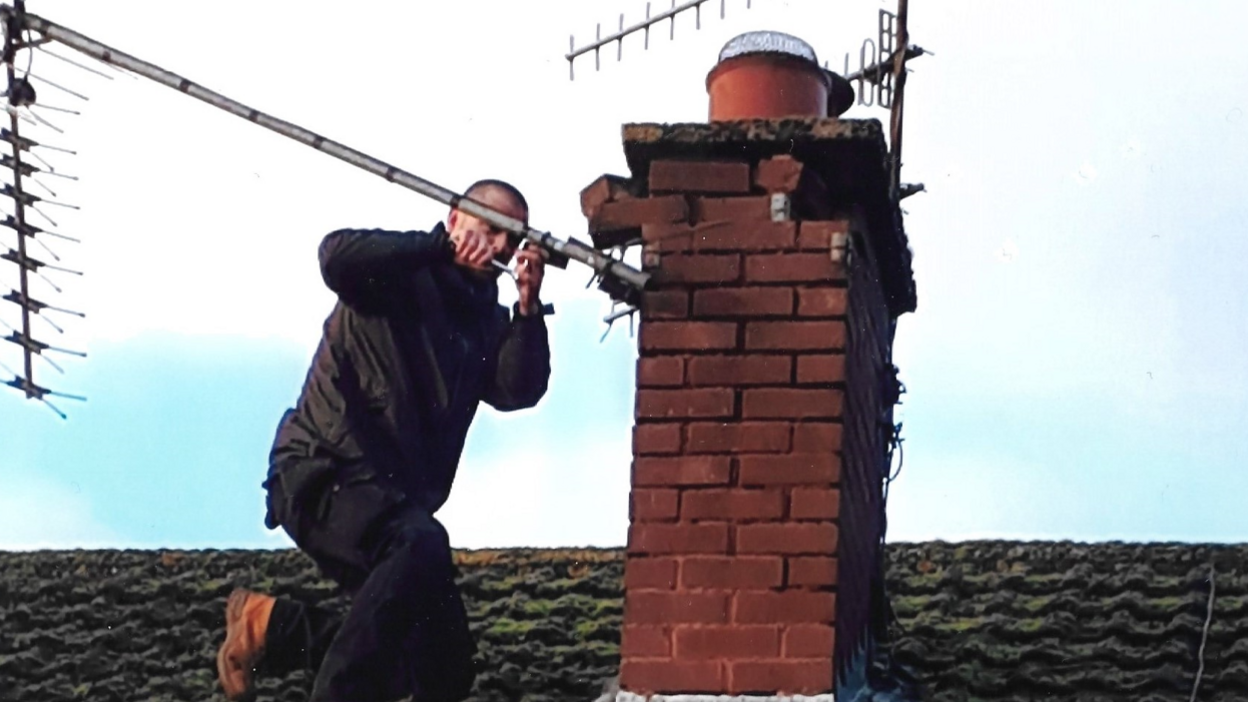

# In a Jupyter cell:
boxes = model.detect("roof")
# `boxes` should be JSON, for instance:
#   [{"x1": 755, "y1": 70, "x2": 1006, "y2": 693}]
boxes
[{"x1": 0, "y1": 541, "x2": 1244, "y2": 701}]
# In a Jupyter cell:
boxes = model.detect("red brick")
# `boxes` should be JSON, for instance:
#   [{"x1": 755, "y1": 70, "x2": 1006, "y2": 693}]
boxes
[
  {"x1": 742, "y1": 389, "x2": 843, "y2": 419},
  {"x1": 620, "y1": 660, "x2": 725, "y2": 694},
  {"x1": 793, "y1": 423, "x2": 843, "y2": 452},
  {"x1": 681, "y1": 489, "x2": 785, "y2": 521},
  {"x1": 755, "y1": 155, "x2": 804, "y2": 193},
  {"x1": 687, "y1": 355, "x2": 791, "y2": 386},
  {"x1": 637, "y1": 389, "x2": 735, "y2": 420},
  {"x1": 690, "y1": 222, "x2": 796, "y2": 252},
  {"x1": 637, "y1": 357, "x2": 684, "y2": 387},
  {"x1": 745, "y1": 321, "x2": 845, "y2": 351},
  {"x1": 729, "y1": 660, "x2": 832, "y2": 694},
  {"x1": 627, "y1": 591, "x2": 731, "y2": 625},
  {"x1": 641, "y1": 322, "x2": 737, "y2": 351},
  {"x1": 629, "y1": 523, "x2": 729, "y2": 555},
  {"x1": 734, "y1": 591, "x2": 836, "y2": 624},
  {"x1": 783, "y1": 624, "x2": 834, "y2": 658},
  {"x1": 796, "y1": 354, "x2": 846, "y2": 384},
  {"x1": 634, "y1": 455, "x2": 732, "y2": 486},
  {"x1": 580, "y1": 174, "x2": 635, "y2": 218},
  {"x1": 630, "y1": 488, "x2": 680, "y2": 521},
  {"x1": 790, "y1": 488, "x2": 840, "y2": 520},
  {"x1": 625, "y1": 557, "x2": 679, "y2": 589},
  {"x1": 650, "y1": 160, "x2": 751, "y2": 194},
  {"x1": 642, "y1": 290, "x2": 689, "y2": 319},
  {"x1": 681, "y1": 556, "x2": 784, "y2": 589},
  {"x1": 797, "y1": 220, "x2": 849, "y2": 250},
  {"x1": 621, "y1": 625, "x2": 671, "y2": 657},
  {"x1": 745, "y1": 253, "x2": 841, "y2": 283},
  {"x1": 694, "y1": 195, "x2": 777, "y2": 223},
  {"x1": 642, "y1": 221, "x2": 696, "y2": 253},
  {"x1": 738, "y1": 453, "x2": 841, "y2": 486},
  {"x1": 687, "y1": 422, "x2": 791, "y2": 454},
  {"x1": 674, "y1": 625, "x2": 780, "y2": 660},
  {"x1": 591, "y1": 194, "x2": 689, "y2": 231},
  {"x1": 787, "y1": 557, "x2": 839, "y2": 587},
  {"x1": 797, "y1": 287, "x2": 848, "y2": 316},
  {"x1": 692, "y1": 287, "x2": 793, "y2": 317},
  {"x1": 634, "y1": 423, "x2": 683, "y2": 455},
  {"x1": 657, "y1": 254, "x2": 741, "y2": 285},
  {"x1": 737, "y1": 523, "x2": 838, "y2": 555}
]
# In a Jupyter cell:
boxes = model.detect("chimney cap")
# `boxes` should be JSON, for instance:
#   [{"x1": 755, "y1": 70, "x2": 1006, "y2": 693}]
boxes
[{"x1": 717, "y1": 31, "x2": 819, "y2": 65}]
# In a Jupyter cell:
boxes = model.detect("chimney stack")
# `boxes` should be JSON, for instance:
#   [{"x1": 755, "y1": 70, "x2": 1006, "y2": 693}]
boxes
[{"x1": 581, "y1": 31, "x2": 915, "y2": 702}]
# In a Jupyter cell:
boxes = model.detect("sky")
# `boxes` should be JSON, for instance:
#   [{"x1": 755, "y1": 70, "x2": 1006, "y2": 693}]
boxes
[{"x1": 1, "y1": 0, "x2": 1246, "y2": 550}]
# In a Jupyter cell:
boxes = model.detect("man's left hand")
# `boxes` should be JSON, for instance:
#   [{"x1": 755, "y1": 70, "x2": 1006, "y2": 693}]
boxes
[{"x1": 514, "y1": 245, "x2": 546, "y2": 316}]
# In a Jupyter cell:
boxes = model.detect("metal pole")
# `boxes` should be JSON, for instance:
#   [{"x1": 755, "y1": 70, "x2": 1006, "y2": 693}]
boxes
[
  {"x1": 4, "y1": 0, "x2": 33, "y2": 397},
  {"x1": 888, "y1": 0, "x2": 909, "y2": 198},
  {"x1": 0, "y1": 5, "x2": 651, "y2": 296}
]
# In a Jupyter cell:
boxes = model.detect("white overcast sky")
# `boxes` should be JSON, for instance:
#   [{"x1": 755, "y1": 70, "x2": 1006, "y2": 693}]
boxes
[{"x1": 1, "y1": 0, "x2": 1245, "y2": 550}]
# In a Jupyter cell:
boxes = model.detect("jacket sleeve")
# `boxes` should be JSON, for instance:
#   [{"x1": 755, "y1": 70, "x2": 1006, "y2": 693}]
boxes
[
  {"x1": 318, "y1": 227, "x2": 452, "y2": 309},
  {"x1": 483, "y1": 307, "x2": 551, "y2": 411}
]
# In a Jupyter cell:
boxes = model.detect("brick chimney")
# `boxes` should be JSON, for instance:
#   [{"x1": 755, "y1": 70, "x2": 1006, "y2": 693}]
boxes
[{"x1": 580, "y1": 31, "x2": 916, "y2": 702}]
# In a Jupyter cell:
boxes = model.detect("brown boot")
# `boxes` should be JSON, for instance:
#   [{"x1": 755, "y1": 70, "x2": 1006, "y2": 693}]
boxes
[{"x1": 217, "y1": 588, "x2": 276, "y2": 701}]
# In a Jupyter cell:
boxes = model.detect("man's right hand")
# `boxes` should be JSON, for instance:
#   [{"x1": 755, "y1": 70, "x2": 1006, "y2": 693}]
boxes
[{"x1": 449, "y1": 228, "x2": 495, "y2": 270}]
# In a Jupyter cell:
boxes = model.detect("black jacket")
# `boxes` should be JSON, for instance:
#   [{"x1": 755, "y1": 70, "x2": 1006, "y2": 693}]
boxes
[{"x1": 265, "y1": 223, "x2": 551, "y2": 523}]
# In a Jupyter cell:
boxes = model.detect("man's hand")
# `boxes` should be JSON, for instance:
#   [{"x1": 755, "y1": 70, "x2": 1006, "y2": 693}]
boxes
[
  {"x1": 514, "y1": 245, "x2": 546, "y2": 316},
  {"x1": 449, "y1": 228, "x2": 494, "y2": 271}
]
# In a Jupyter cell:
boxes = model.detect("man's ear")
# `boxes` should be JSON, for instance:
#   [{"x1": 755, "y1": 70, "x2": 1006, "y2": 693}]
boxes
[{"x1": 447, "y1": 208, "x2": 460, "y2": 231}]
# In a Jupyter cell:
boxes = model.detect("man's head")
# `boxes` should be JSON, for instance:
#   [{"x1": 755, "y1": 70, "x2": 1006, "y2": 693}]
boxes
[{"x1": 447, "y1": 179, "x2": 529, "y2": 266}]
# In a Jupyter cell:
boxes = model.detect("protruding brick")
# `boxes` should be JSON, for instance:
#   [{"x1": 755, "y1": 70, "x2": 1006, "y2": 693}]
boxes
[
  {"x1": 738, "y1": 453, "x2": 841, "y2": 486},
  {"x1": 742, "y1": 389, "x2": 843, "y2": 419},
  {"x1": 681, "y1": 556, "x2": 784, "y2": 590},
  {"x1": 728, "y1": 660, "x2": 832, "y2": 694},
  {"x1": 621, "y1": 660, "x2": 725, "y2": 694},
  {"x1": 796, "y1": 354, "x2": 846, "y2": 384},
  {"x1": 674, "y1": 625, "x2": 780, "y2": 660},
  {"x1": 754, "y1": 155, "x2": 804, "y2": 193},
  {"x1": 634, "y1": 455, "x2": 732, "y2": 486},
  {"x1": 591, "y1": 194, "x2": 689, "y2": 231},
  {"x1": 793, "y1": 423, "x2": 843, "y2": 452},
  {"x1": 745, "y1": 321, "x2": 846, "y2": 351},
  {"x1": 682, "y1": 489, "x2": 785, "y2": 521},
  {"x1": 625, "y1": 556, "x2": 679, "y2": 589},
  {"x1": 687, "y1": 422, "x2": 791, "y2": 454},
  {"x1": 642, "y1": 290, "x2": 689, "y2": 319},
  {"x1": 629, "y1": 523, "x2": 730, "y2": 555},
  {"x1": 693, "y1": 287, "x2": 794, "y2": 317},
  {"x1": 627, "y1": 591, "x2": 731, "y2": 625},
  {"x1": 745, "y1": 253, "x2": 841, "y2": 283},
  {"x1": 790, "y1": 488, "x2": 840, "y2": 520},
  {"x1": 637, "y1": 357, "x2": 684, "y2": 387},
  {"x1": 621, "y1": 625, "x2": 671, "y2": 658},
  {"x1": 580, "y1": 174, "x2": 635, "y2": 218},
  {"x1": 656, "y1": 254, "x2": 742, "y2": 285},
  {"x1": 737, "y1": 523, "x2": 838, "y2": 555},
  {"x1": 637, "y1": 389, "x2": 735, "y2": 420},
  {"x1": 797, "y1": 288, "x2": 848, "y2": 317},
  {"x1": 734, "y1": 591, "x2": 836, "y2": 624},
  {"x1": 797, "y1": 220, "x2": 849, "y2": 250},
  {"x1": 687, "y1": 355, "x2": 791, "y2": 387},
  {"x1": 787, "y1": 557, "x2": 839, "y2": 587},
  {"x1": 783, "y1": 625, "x2": 834, "y2": 658},
  {"x1": 650, "y1": 160, "x2": 751, "y2": 194},
  {"x1": 630, "y1": 488, "x2": 680, "y2": 521},
  {"x1": 641, "y1": 322, "x2": 738, "y2": 351}
]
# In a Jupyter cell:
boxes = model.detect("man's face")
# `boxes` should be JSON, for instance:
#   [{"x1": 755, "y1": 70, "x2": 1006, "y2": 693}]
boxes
[{"x1": 447, "y1": 186, "x2": 529, "y2": 265}]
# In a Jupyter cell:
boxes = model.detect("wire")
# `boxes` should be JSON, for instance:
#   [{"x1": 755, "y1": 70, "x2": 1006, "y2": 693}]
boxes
[{"x1": 1189, "y1": 566, "x2": 1216, "y2": 702}]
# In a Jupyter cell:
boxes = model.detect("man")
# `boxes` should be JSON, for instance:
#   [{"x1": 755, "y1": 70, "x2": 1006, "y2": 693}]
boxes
[{"x1": 217, "y1": 179, "x2": 551, "y2": 702}]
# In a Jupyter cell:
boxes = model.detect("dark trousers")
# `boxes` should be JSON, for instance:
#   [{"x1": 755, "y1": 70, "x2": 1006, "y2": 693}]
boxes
[{"x1": 262, "y1": 461, "x2": 477, "y2": 702}]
